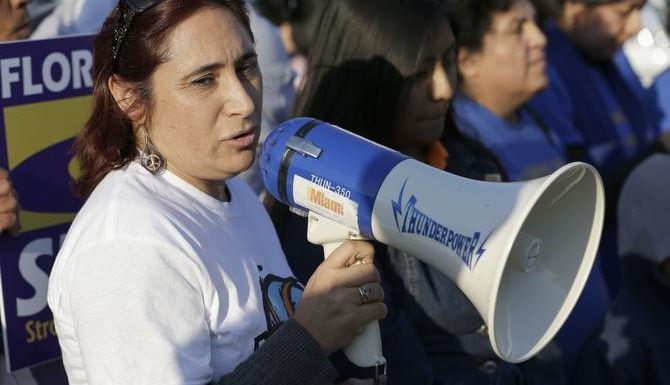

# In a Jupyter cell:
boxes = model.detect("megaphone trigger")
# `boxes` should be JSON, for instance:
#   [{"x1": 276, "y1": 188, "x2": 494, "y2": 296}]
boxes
[{"x1": 305, "y1": 210, "x2": 387, "y2": 368}]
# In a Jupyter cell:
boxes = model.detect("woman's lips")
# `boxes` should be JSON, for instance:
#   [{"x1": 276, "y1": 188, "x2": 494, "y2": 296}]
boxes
[{"x1": 223, "y1": 128, "x2": 258, "y2": 148}]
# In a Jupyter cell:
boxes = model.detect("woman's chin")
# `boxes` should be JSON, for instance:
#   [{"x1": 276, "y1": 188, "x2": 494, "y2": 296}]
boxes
[{"x1": 231, "y1": 152, "x2": 258, "y2": 176}]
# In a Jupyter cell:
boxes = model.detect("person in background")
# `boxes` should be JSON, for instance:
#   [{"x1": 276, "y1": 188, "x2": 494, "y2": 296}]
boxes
[
  {"x1": 30, "y1": 0, "x2": 114, "y2": 37},
  {"x1": 244, "y1": 6, "x2": 296, "y2": 198},
  {"x1": 48, "y1": 1, "x2": 386, "y2": 383},
  {"x1": 528, "y1": 0, "x2": 670, "y2": 202},
  {"x1": 527, "y1": 0, "x2": 670, "y2": 311},
  {"x1": 387, "y1": 0, "x2": 567, "y2": 383},
  {"x1": 618, "y1": 0, "x2": 670, "y2": 87},
  {"x1": 0, "y1": 0, "x2": 32, "y2": 235},
  {"x1": 572, "y1": 153, "x2": 670, "y2": 385},
  {"x1": 279, "y1": 0, "x2": 455, "y2": 382},
  {"x1": 0, "y1": 0, "x2": 32, "y2": 41},
  {"x1": 1, "y1": 4, "x2": 48, "y2": 384},
  {"x1": 253, "y1": 0, "x2": 328, "y2": 89},
  {"x1": 643, "y1": 1, "x2": 670, "y2": 148},
  {"x1": 0, "y1": 0, "x2": 27, "y2": 233},
  {"x1": 445, "y1": 0, "x2": 564, "y2": 182}
]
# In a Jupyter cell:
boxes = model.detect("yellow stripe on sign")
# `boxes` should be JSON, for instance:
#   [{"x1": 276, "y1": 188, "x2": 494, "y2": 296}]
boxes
[
  {"x1": 19, "y1": 210, "x2": 77, "y2": 234},
  {"x1": 3, "y1": 95, "x2": 91, "y2": 169},
  {"x1": 68, "y1": 154, "x2": 82, "y2": 184}
]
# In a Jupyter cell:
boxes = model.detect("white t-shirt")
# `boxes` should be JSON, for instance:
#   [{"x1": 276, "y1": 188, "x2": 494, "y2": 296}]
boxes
[{"x1": 48, "y1": 161, "x2": 303, "y2": 384}]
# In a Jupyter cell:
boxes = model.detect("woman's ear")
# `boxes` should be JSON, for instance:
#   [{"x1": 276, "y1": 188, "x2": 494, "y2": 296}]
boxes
[
  {"x1": 108, "y1": 75, "x2": 144, "y2": 121},
  {"x1": 457, "y1": 47, "x2": 478, "y2": 80}
]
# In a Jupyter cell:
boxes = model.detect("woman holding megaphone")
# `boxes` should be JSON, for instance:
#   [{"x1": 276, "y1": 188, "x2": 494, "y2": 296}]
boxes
[{"x1": 46, "y1": 1, "x2": 387, "y2": 384}]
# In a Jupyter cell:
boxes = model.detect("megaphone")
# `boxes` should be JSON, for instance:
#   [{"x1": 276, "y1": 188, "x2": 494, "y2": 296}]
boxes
[{"x1": 261, "y1": 118, "x2": 605, "y2": 367}]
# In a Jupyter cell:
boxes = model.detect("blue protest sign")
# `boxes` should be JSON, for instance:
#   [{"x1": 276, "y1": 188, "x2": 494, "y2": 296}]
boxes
[{"x1": 0, "y1": 34, "x2": 95, "y2": 372}]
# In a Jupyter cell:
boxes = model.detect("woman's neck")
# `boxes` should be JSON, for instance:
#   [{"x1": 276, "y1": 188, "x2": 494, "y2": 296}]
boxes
[
  {"x1": 208, "y1": 182, "x2": 230, "y2": 202},
  {"x1": 166, "y1": 163, "x2": 230, "y2": 202}
]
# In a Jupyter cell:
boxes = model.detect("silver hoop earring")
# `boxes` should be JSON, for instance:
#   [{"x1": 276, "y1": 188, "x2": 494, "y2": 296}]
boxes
[{"x1": 139, "y1": 125, "x2": 165, "y2": 174}]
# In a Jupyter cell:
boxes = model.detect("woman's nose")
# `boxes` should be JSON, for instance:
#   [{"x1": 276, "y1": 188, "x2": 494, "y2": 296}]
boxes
[{"x1": 432, "y1": 60, "x2": 453, "y2": 102}]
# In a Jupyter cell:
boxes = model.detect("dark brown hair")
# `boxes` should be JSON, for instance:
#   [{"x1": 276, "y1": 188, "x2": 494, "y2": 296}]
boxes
[
  {"x1": 73, "y1": 0, "x2": 252, "y2": 199},
  {"x1": 294, "y1": 0, "x2": 450, "y2": 149},
  {"x1": 447, "y1": 0, "x2": 516, "y2": 53}
]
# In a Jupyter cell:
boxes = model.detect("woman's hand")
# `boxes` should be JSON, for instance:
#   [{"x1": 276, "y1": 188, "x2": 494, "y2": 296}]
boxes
[
  {"x1": 0, "y1": 168, "x2": 20, "y2": 236},
  {"x1": 293, "y1": 240, "x2": 387, "y2": 355}
]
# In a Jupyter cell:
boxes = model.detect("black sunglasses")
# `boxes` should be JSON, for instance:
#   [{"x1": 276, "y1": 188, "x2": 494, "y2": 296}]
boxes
[{"x1": 112, "y1": 0, "x2": 162, "y2": 72}]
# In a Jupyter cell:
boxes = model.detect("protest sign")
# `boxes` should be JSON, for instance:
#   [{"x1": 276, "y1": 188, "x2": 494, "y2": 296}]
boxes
[{"x1": 0, "y1": 34, "x2": 95, "y2": 372}]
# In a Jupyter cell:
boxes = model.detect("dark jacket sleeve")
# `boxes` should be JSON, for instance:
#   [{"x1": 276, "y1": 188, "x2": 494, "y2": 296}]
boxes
[{"x1": 217, "y1": 319, "x2": 338, "y2": 385}]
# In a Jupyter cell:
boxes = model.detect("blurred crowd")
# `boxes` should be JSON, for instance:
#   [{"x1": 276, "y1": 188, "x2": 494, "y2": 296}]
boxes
[{"x1": 1, "y1": 0, "x2": 670, "y2": 384}]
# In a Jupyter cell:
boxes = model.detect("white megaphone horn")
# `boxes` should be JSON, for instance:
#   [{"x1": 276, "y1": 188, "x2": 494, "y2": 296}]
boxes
[{"x1": 261, "y1": 118, "x2": 605, "y2": 368}]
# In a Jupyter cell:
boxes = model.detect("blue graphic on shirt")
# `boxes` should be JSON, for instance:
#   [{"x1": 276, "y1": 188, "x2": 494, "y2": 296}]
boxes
[{"x1": 254, "y1": 273, "x2": 304, "y2": 350}]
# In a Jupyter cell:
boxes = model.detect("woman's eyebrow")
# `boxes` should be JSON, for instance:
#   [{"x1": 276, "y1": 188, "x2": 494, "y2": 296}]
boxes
[{"x1": 181, "y1": 51, "x2": 257, "y2": 80}]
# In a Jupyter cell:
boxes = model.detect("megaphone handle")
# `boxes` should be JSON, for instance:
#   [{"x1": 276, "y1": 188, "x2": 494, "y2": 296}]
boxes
[{"x1": 307, "y1": 213, "x2": 387, "y2": 369}]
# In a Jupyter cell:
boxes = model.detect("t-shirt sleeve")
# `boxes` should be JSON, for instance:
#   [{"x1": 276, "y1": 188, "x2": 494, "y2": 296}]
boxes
[{"x1": 67, "y1": 239, "x2": 212, "y2": 384}]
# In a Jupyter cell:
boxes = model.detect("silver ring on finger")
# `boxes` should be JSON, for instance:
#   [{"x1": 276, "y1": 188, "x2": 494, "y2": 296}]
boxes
[{"x1": 358, "y1": 285, "x2": 373, "y2": 305}]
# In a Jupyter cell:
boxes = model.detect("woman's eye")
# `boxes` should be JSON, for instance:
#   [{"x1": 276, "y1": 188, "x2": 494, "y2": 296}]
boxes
[
  {"x1": 620, "y1": 8, "x2": 634, "y2": 17},
  {"x1": 238, "y1": 61, "x2": 260, "y2": 78},
  {"x1": 515, "y1": 22, "x2": 524, "y2": 35},
  {"x1": 192, "y1": 75, "x2": 215, "y2": 86}
]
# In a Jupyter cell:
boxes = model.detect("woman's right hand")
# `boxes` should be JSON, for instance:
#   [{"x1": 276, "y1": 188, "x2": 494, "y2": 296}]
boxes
[{"x1": 293, "y1": 240, "x2": 387, "y2": 355}]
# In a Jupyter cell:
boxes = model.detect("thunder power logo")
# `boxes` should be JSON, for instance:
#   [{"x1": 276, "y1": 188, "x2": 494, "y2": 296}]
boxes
[{"x1": 391, "y1": 179, "x2": 489, "y2": 270}]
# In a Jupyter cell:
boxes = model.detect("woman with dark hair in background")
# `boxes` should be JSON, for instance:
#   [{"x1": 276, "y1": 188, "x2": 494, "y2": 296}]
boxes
[
  {"x1": 445, "y1": 0, "x2": 565, "y2": 182},
  {"x1": 277, "y1": 0, "x2": 454, "y2": 382},
  {"x1": 47, "y1": 1, "x2": 387, "y2": 384},
  {"x1": 294, "y1": 0, "x2": 453, "y2": 159}
]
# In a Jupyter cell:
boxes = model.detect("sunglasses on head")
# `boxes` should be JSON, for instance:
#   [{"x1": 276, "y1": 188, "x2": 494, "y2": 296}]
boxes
[{"x1": 112, "y1": 0, "x2": 162, "y2": 72}]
